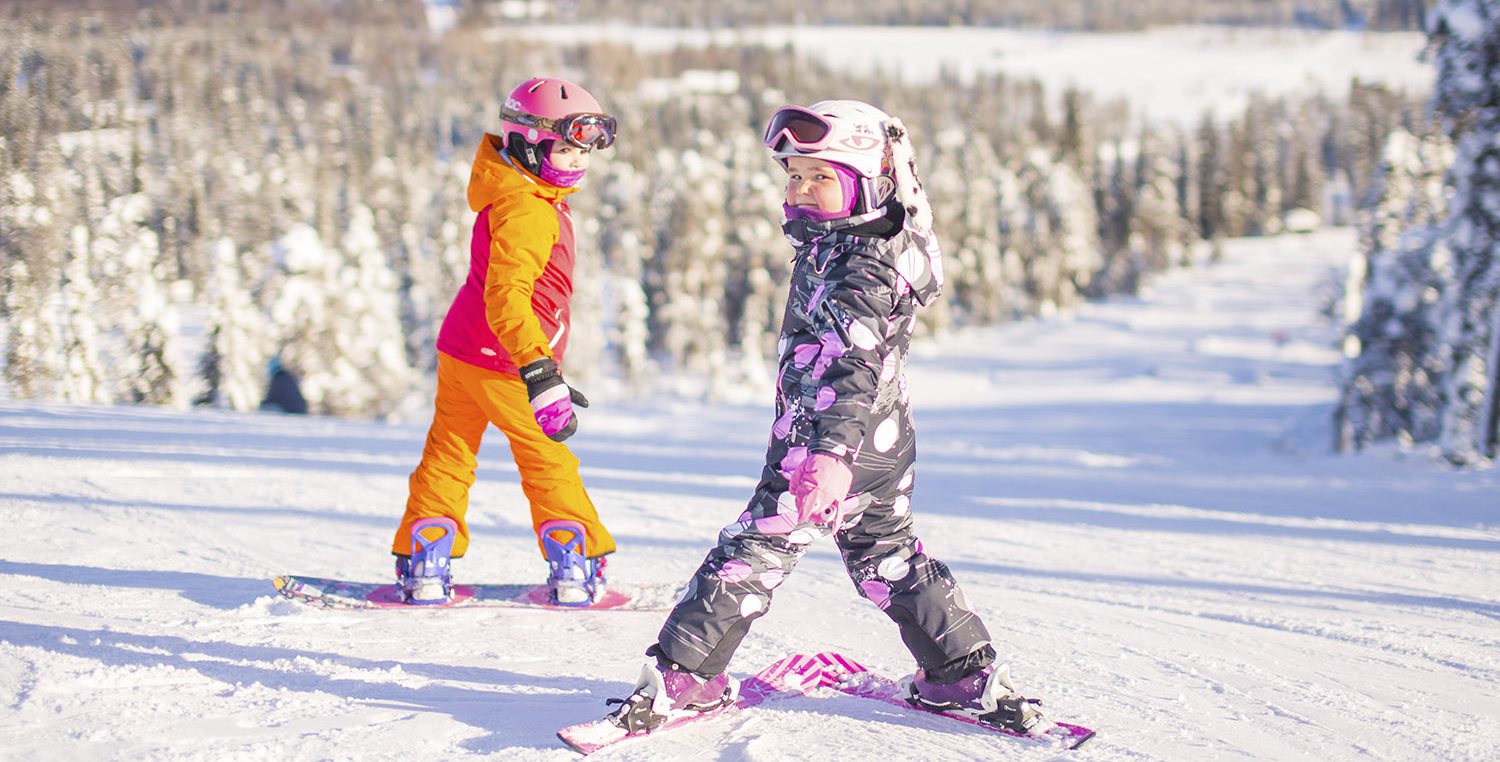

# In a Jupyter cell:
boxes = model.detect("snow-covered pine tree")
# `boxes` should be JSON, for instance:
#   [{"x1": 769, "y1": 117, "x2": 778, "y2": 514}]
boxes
[
  {"x1": 1334, "y1": 129, "x2": 1451, "y2": 451},
  {"x1": 95, "y1": 193, "x2": 181, "y2": 406},
  {"x1": 1020, "y1": 150, "x2": 1102, "y2": 315},
  {"x1": 647, "y1": 143, "x2": 733, "y2": 394},
  {"x1": 1337, "y1": 0, "x2": 1500, "y2": 462},
  {"x1": 264, "y1": 223, "x2": 334, "y2": 414},
  {"x1": 721, "y1": 131, "x2": 787, "y2": 395},
  {"x1": 1195, "y1": 114, "x2": 1228, "y2": 245},
  {"x1": 587, "y1": 158, "x2": 654, "y2": 384},
  {"x1": 2, "y1": 142, "x2": 71, "y2": 400},
  {"x1": 1131, "y1": 132, "x2": 1195, "y2": 275},
  {"x1": 323, "y1": 203, "x2": 420, "y2": 418},
  {"x1": 1428, "y1": 0, "x2": 1500, "y2": 462},
  {"x1": 196, "y1": 237, "x2": 269, "y2": 411},
  {"x1": 929, "y1": 125, "x2": 1006, "y2": 322}
]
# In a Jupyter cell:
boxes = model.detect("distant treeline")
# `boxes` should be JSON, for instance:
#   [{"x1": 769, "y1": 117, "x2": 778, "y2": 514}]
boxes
[
  {"x1": 557, "y1": 0, "x2": 1427, "y2": 31},
  {"x1": 1, "y1": 0, "x2": 1428, "y2": 418}
]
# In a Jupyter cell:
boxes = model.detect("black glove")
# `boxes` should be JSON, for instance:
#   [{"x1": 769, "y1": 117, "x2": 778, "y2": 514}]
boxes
[{"x1": 520, "y1": 358, "x2": 590, "y2": 442}]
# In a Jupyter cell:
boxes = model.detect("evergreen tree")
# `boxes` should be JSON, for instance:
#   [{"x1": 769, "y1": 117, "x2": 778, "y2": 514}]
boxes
[
  {"x1": 196, "y1": 237, "x2": 268, "y2": 411},
  {"x1": 1335, "y1": 130, "x2": 1451, "y2": 451},
  {"x1": 96, "y1": 193, "x2": 181, "y2": 406},
  {"x1": 1429, "y1": 0, "x2": 1500, "y2": 462},
  {"x1": 1337, "y1": 0, "x2": 1500, "y2": 463}
]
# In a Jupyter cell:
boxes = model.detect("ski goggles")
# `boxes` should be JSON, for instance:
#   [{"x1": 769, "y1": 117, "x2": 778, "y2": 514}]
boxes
[
  {"x1": 763, "y1": 106, "x2": 834, "y2": 151},
  {"x1": 500, "y1": 106, "x2": 617, "y2": 150}
]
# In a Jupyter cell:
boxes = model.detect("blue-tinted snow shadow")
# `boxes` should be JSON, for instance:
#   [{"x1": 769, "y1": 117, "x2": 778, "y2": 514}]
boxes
[
  {"x1": 902, "y1": 398, "x2": 1499, "y2": 549},
  {"x1": 0, "y1": 415, "x2": 763, "y2": 505},
  {"x1": 941, "y1": 558, "x2": 1500, "y2": 621},
  {"x1": 6, "y1": 391, "x2": 1494, "y2": 553},
  {"x1": 947, "y1": 495, "x2": 1500, "y2": 553},
  {"x1": 0, "y1": 492, "x2": 398, "y2": 530},
  {"x1": 0, "y1": 559, "x2": 269, "y2": 609},
  {"x1": 0, "y1": 620, "x2": 612, "y2": 753}
]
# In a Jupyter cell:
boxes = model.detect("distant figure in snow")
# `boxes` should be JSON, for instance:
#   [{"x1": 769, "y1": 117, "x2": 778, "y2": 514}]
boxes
[
  {"x1": 388, "y1": 77, "x2": 618, "y2": 607},
  {"x1": 259, "y1": 357, "x2": 308, "y2": 415},
  {"x1": 599, "y1": 102, "x2": 1056, "y2": 738}
]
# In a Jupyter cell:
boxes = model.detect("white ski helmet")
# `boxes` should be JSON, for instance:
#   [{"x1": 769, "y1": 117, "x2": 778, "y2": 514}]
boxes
[
  {"x1": 765, "y1": 100, "x2": 900, "y2": 215},
  {"x1": 764, "y1": 99, "x2": 891, "y2": 179}
]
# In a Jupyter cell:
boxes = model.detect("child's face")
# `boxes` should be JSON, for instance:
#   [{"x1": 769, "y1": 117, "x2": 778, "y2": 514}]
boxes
[
  {"x1": 783, "y1": 156, "x2": 845, "y2": 214},
  {"x1": 549, "y1": 142, "x2": 592, "y2": 171}
]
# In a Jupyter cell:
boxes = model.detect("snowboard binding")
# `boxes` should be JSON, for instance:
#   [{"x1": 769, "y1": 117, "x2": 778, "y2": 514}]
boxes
[
  {"x1": 397, "y1": 516, "x2": 457, "y2": 605},
  {"x1": 902, "y1": 663, "x2": 1055, "y2": 736},
  {"x1": 539, "y1": 519, "x2": 605, "y2": 607},
  {"x1": 605, "y1": 659, "x2": 738, "y2": 735}
]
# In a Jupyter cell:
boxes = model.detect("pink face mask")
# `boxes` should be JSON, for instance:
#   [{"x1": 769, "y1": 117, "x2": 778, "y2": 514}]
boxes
[
  {"x1": 784, "y1": 163, "x2": 859, "y2": 221},
  {"x1": 540, "y1": 156, "x2": 586, "y2": 187}
]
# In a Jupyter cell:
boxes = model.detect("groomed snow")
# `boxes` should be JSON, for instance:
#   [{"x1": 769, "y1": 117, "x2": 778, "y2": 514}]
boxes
[{"x1": 1, "y1": 228, "x2": 1496, "y2": 760}]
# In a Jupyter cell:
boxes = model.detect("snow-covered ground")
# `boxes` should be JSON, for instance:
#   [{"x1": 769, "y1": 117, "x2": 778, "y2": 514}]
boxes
[
  {"x1": 493, "y1": 25, "x2": 1432, "y2": 124},
  {"x1": 2, "y1": 228, "x2": 1497, "y2": 761}
]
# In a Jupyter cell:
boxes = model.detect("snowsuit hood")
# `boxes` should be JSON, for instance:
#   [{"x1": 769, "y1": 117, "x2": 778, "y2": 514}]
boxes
[
  {"x1": 467, "y1": 133, "x2": 577, "y2": 212},
  {"x1": 782, "y1": 206, "x2": 945, "y2": 307}
]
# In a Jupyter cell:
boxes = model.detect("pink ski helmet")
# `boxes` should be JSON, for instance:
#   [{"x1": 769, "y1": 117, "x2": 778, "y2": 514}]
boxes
[{"x1": 500, "y1": 77, "x2": 616, "y2": 151}]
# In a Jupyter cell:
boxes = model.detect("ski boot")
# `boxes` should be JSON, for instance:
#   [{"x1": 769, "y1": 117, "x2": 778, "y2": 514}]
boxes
[
  {"x1": 902, "y1": 662, "x2": 1055, "y2": 735},
  {"x1": 396, "y1": 516, "x2": 456, "y2": 605},
  {"x1": 605, "y1": 655, "x2": 739, "y2": 734},
  {"x1": 539, "y1": 519, "x2": 605, "y2": 606}
]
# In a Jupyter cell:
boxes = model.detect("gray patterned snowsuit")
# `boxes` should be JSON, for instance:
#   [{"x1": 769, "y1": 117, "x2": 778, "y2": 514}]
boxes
[{"x1": 655, "y1": 213, "x2": 994, "y2": 678}]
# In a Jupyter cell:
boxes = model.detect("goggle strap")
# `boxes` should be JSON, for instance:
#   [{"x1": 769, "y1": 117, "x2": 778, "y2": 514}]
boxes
[{"x1": 501, "y1": 107, "x2": 615, "y2": 149}]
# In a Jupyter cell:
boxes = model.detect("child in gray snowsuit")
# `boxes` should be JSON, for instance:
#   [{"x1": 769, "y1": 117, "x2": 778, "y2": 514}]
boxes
[{"x1": 608, "y1": 100, "x2": 1051, "y2": 738}]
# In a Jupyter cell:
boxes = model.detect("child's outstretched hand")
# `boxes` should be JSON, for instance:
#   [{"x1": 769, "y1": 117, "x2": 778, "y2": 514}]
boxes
[
  {"x1": 520, "y1": 357, "x2": 589, "y2": 442},
  {"x1": 790, "y1": 452, "x2": 854, "y2": 527}
]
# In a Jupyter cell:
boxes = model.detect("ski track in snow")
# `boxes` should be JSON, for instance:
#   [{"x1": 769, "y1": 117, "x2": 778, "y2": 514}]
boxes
[{"x1": 1, "y1": 228, "x2": 1497, "y2": 761}]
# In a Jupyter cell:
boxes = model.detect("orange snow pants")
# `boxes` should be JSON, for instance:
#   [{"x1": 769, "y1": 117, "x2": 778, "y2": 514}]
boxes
[{"x1": 391, "y1": 352, "x2": 616, "y2": 560}]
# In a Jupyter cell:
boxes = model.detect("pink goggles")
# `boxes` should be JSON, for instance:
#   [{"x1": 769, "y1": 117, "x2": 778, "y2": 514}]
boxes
[
  {"x1": 501, "y1": 106, "x2": 617, "y2": 150},
  {"x1": 763, "y1": 106, "x2": 835, "y2": 152}
]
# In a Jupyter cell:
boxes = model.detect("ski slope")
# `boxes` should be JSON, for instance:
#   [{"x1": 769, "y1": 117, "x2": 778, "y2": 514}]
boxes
[{"x1": 1, "y1": 229, "x2": 1496, "y2": 761}]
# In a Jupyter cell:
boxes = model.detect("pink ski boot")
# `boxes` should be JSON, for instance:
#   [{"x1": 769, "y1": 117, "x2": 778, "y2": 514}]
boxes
[
  {"x1": 606, "y1": 657, "x2": 739, "y2": 734},
  {"x1": 902, "y1": 663, "x2": 1055, "y2": 735}
]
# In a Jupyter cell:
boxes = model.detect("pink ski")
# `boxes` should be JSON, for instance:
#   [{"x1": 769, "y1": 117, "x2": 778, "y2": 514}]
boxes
[
  {"x1": 805, "y1": 651, "x2": 1096, "y2": 750},
  {"x1": 557, "y1": 652, "x2": 829, "y2": 754},
  {"x1": 557, "y1": 651, "x2": 1095, "y2": 754}
]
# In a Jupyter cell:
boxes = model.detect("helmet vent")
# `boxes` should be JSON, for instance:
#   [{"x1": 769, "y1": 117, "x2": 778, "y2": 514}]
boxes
[
  {"x1": 527, "y1": 81, "x2": 544, "y2": 93},
  {"x1": 560, "y1": 85, "x2": 569, "y2": 99}
]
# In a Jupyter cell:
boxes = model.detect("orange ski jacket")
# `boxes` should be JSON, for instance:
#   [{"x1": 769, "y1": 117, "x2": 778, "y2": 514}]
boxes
[{"x1": 436, "y1": 133, "x2": 579, "y2": 374}]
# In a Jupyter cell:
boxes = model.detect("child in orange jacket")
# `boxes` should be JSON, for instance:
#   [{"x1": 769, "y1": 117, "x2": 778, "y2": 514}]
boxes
[{"x1": 391, "y1": 77, "x2": 618, "y2": 606}]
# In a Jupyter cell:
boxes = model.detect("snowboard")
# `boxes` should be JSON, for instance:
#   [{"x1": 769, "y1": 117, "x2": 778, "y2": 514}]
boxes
[
  {"x1": 556, "y1": 651, "x2": 1095, "y2": 754},
  {"x1": 271, "y1": 575, "x2": 681, "y2": 611}
]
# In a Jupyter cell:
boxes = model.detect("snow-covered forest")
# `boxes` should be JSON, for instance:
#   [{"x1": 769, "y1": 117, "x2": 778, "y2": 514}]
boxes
[{"x1": 1, "y1": 0, "x2": 1434, "y2": 422}]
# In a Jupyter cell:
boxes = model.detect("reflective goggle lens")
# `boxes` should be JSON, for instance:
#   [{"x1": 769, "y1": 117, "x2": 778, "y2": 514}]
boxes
[
  {"x1": 563, "y1": 114, "x2": 616, "y2": 150},
  {"x1": 763, "y1": 108, "x2": 832, "y2": 149}
]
